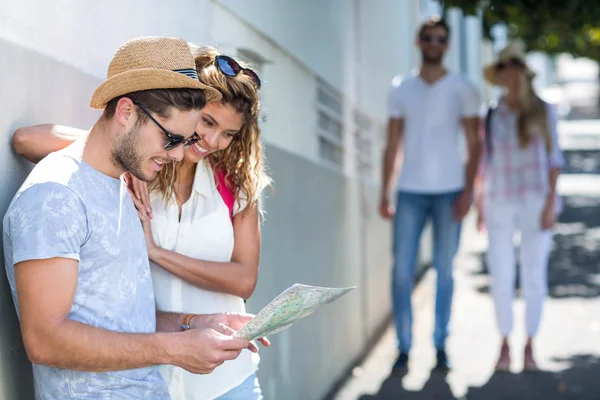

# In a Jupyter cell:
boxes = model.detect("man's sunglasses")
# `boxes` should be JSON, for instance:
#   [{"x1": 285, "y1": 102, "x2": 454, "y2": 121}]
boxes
[
  {"x1": 133, "y1": 101, "x2": 200, "y2": 151},
  {"x1": 496, "y1": 58, "x2": 524, "y2": 71},
  {"x1": 420, "y1": 34, "x2": 448, "y2": 45},
  {"x1": 215, "y1": 55, "x2": 261, "y2": 90}
]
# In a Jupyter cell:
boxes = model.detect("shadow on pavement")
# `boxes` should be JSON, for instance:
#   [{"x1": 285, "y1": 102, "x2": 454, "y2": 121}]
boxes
[
  {"x1": 359, "y1": 354, "x2": 600, "y2": 400},
  {"x1": 564, "y1": 150, "x2": 600, "y2": 175},
  {"x1": 548, "y1": 196, "x2": 600, "y2": 298},
  {"x1": 467, "y1": 354, "x2": 600, "y2": 400},
  {"x1": 563, "y1": 147, "x2": 600, "y2": 175},
  {"x1": 358, "y1": 371, "x2": 455, "y2": 400}
]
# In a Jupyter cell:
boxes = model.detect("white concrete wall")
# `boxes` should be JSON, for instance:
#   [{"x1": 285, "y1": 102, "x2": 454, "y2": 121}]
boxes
[
  {"x1": 356, "y1": 0, "x2": 421, "y2": 121},
  {"x1": 219, "y1": 0, "x2": 355, "y2": 93},
  {"x1": 207, "y1": 3, "x2": 322, "y2": 164},
  {"x1": 444, "y1": 8, "x2": 464, "y2": 73},
  {"x1": 464, "y1": 13, "x2": 485, "y2": 91}
]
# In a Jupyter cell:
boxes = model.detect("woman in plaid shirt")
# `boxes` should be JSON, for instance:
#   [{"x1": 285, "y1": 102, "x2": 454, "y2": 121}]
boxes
[{"x1": 475, "y1": 43, "x2": 565, "y2": 372}]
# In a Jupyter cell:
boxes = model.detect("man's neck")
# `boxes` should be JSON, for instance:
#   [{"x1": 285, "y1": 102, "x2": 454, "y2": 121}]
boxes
[
  {"x1": 419, "y1": 63, "x2": 447, "y2": 84},
  {"x1": 82, "y1": 121, "x2": 123, "y2": 180}
]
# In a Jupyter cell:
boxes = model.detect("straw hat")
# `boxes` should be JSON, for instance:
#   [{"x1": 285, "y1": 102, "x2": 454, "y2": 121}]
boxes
[
  {"x1": 89, "y1": 37, "x2": 222, "y2": 109},
  {"x1": 483, "y1": 42, "x2": 536, "y2": 86}
]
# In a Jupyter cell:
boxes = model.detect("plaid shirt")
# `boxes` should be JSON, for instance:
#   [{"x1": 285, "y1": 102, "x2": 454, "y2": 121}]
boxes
[{"x1": 481, "y1": 100, "x2": 565, "y2": 204}]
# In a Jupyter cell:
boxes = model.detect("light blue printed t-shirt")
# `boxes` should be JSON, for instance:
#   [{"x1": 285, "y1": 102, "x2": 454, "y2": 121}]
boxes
[{"x1": 3, "y1": 146, "x2": 169, "y2": 399}]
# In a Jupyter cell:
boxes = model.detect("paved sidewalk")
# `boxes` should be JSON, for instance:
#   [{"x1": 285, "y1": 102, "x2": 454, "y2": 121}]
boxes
[{"x1": 333, "y1": 189, "x2": 600, "y2": 400}]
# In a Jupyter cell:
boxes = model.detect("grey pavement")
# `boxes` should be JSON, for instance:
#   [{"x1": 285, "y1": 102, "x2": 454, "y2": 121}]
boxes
[{"x1": 332, "y1": 130, "x2": 600, "y2": 400}]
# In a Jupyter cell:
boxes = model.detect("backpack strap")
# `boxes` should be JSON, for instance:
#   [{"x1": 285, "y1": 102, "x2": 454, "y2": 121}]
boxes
[
  {"x1": 484, "y1": 104, "x2": 497, "y2": 160},
  {"x1": 215, "y1": 169, "x2": 235, "y2": 222}
]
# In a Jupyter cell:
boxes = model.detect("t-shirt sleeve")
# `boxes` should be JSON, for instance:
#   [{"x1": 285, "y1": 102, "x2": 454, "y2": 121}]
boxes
[
  {"x1": 5, "y1": 183, "x2": 88, "y2": 265},
  {"x1": 387, "y1": 76, "x2": 404, "y2": 119},
  {"x1": 461, "y1": 79, "x2": 482, "y2": 117}
]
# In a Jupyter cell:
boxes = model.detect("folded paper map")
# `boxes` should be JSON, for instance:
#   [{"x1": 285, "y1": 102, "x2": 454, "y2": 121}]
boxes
[{"x1": 234, "y1": 284, "x2": 356, "y2": 341}]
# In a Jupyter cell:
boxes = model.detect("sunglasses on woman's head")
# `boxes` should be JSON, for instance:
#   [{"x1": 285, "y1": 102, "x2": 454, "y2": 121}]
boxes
[
  {"x1": 496, "y1": 58, "x2": 524, "y2": 71},
  {"x1": 133, "y1": 101, "x2": 200, "y2": 151},
  {"x1": 215, "y1": 55, "x2": 261, "y2": 90}
]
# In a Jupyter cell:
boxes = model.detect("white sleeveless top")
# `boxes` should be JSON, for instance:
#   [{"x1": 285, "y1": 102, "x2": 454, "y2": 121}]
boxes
[{"x1": 149, "y1": 159, "x2": 259, "y2": 400}]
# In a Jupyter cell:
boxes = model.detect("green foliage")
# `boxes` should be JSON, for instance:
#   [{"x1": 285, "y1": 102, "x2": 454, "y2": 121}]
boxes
[{"x1": 441, "y1": 0, "x2": 600, "y2": 62}]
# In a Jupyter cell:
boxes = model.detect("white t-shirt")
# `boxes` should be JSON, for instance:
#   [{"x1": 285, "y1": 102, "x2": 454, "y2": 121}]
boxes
[
  {"x1": 387, "y1": 71, "x2": 481, "y2": 193},
  {"x1": 150, "y1": 159, "x2": 259, "y2": 400}
]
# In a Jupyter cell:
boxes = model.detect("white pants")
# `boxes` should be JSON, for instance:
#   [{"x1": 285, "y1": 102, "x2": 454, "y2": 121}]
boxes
[{"x1": 484, "y1": 194, "x2": 553, "y2": 337}]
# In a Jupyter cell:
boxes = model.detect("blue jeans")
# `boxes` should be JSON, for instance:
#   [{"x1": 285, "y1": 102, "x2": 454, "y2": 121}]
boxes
[
  {"x1": 392, "y1": 190, "x2": 462, "y2": 353},
  {"x1": 215, "y1": 373, "x2": 263, "y2": 400}
]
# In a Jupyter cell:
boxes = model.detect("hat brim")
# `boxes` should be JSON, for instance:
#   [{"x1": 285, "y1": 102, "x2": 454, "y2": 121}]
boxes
[
  {"x1": 89, "y1": 69, "x2": 222, "y2": 109},
  {"x1": 483, "y1": 62, "x2": 536, "y2": 86},
  {"x1": 483, "y1": 64, "x2": 498, "y2": 85}
]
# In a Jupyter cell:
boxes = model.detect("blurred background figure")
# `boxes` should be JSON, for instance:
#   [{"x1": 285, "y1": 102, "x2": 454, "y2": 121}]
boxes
[
  {"x1": 380, "y1": 16, "x2": 481, "y2": 374},
  {"x1": 476, "y1": 42, "x2": 565, "y2": 372}
]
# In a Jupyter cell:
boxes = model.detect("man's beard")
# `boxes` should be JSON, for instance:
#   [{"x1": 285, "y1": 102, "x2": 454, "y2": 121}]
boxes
[
  {"x1": 422, "y1": 51, "x2": 444, "y2": 65},
  {"x1": 110, "y1": 123, "x2": 150, "y2": 182}
]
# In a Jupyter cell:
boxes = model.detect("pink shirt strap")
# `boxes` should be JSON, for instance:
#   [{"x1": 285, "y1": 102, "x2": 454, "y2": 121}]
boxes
[{"x1": 216, "y1": 169, "x2": 235, "y2": 221}]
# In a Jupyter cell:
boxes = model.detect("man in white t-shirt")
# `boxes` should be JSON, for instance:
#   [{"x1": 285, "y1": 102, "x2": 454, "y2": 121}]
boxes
[{"x1": 379, "y1": 16, "x2": 481, "y2": 374}]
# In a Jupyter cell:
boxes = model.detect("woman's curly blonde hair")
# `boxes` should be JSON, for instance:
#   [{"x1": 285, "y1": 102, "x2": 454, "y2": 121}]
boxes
[{"x1": 150, "y1": 45, "x2": 271, "y2": 216}]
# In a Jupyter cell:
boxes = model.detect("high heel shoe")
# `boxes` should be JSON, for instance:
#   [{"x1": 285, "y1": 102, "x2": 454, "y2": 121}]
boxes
[
  {"x1": 523, "y1": 344, "x2": 538, "y2": 372},
  {"x1": 495, "y1": 342, "x2": 510, "y2": 372}
]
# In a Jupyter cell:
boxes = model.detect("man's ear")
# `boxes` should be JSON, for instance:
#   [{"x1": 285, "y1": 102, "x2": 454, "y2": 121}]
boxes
[{"x1": 114, "y1": 97, "x2": 136, "y2": 128}]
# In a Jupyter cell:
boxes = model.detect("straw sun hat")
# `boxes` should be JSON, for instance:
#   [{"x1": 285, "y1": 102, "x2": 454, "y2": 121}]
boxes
[
  {"x1": 483, "y1": 42, "x2": 536, "y2": 86},
  {"x1": 89, "y1": 36, "x2": 222, "y2": 109}
]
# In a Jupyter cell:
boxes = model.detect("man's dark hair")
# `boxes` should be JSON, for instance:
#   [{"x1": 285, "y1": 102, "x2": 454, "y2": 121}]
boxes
[
  {"x1": 418, "y1": 16, "x2": 450, "y2": 39},
  {"x1": 102, "y1": 88, "x2": 207, "y2": 124}
]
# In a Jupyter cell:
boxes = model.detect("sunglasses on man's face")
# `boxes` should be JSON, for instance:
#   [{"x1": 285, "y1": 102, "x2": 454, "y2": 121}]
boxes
[
  {"x1": 496, "y1": 58, "x2": 524, "y2": 71},
  {"x1": 133, "y1": 101, "x2": 200, "y2": 151},
  {"x1": 420, "y1": 34, "x2": 448, "y2": 45},
  {"x1": 215, "y1": 55, "x2": 261, "y2": 90}
]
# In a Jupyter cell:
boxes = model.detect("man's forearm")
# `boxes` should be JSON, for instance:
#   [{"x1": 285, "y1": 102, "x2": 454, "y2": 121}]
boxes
[
  {"x1": 464, "y1": 150, "x2": 481, "y2": 191},
  {"x1": 381, "y1": 119, "x2": 403, "y2": 197},
  {"x1": 157, "y1": 310, "x2": 188, "y2": 333},
  {"x1": 156, "y1": 310, "x2": 217, "y2": 333},
  {"x1": 464, "y1": 122, "x2": 482, "y2": 191},
  {"x1": 381, "y1": 146, "x2": 401, "y2": 196},
  {"x1": 28, "y1": 319, "x2": 173, "y2": 372},
  {"x1": 381, "y1": 149, "x2": 394, "y2": 196}
]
